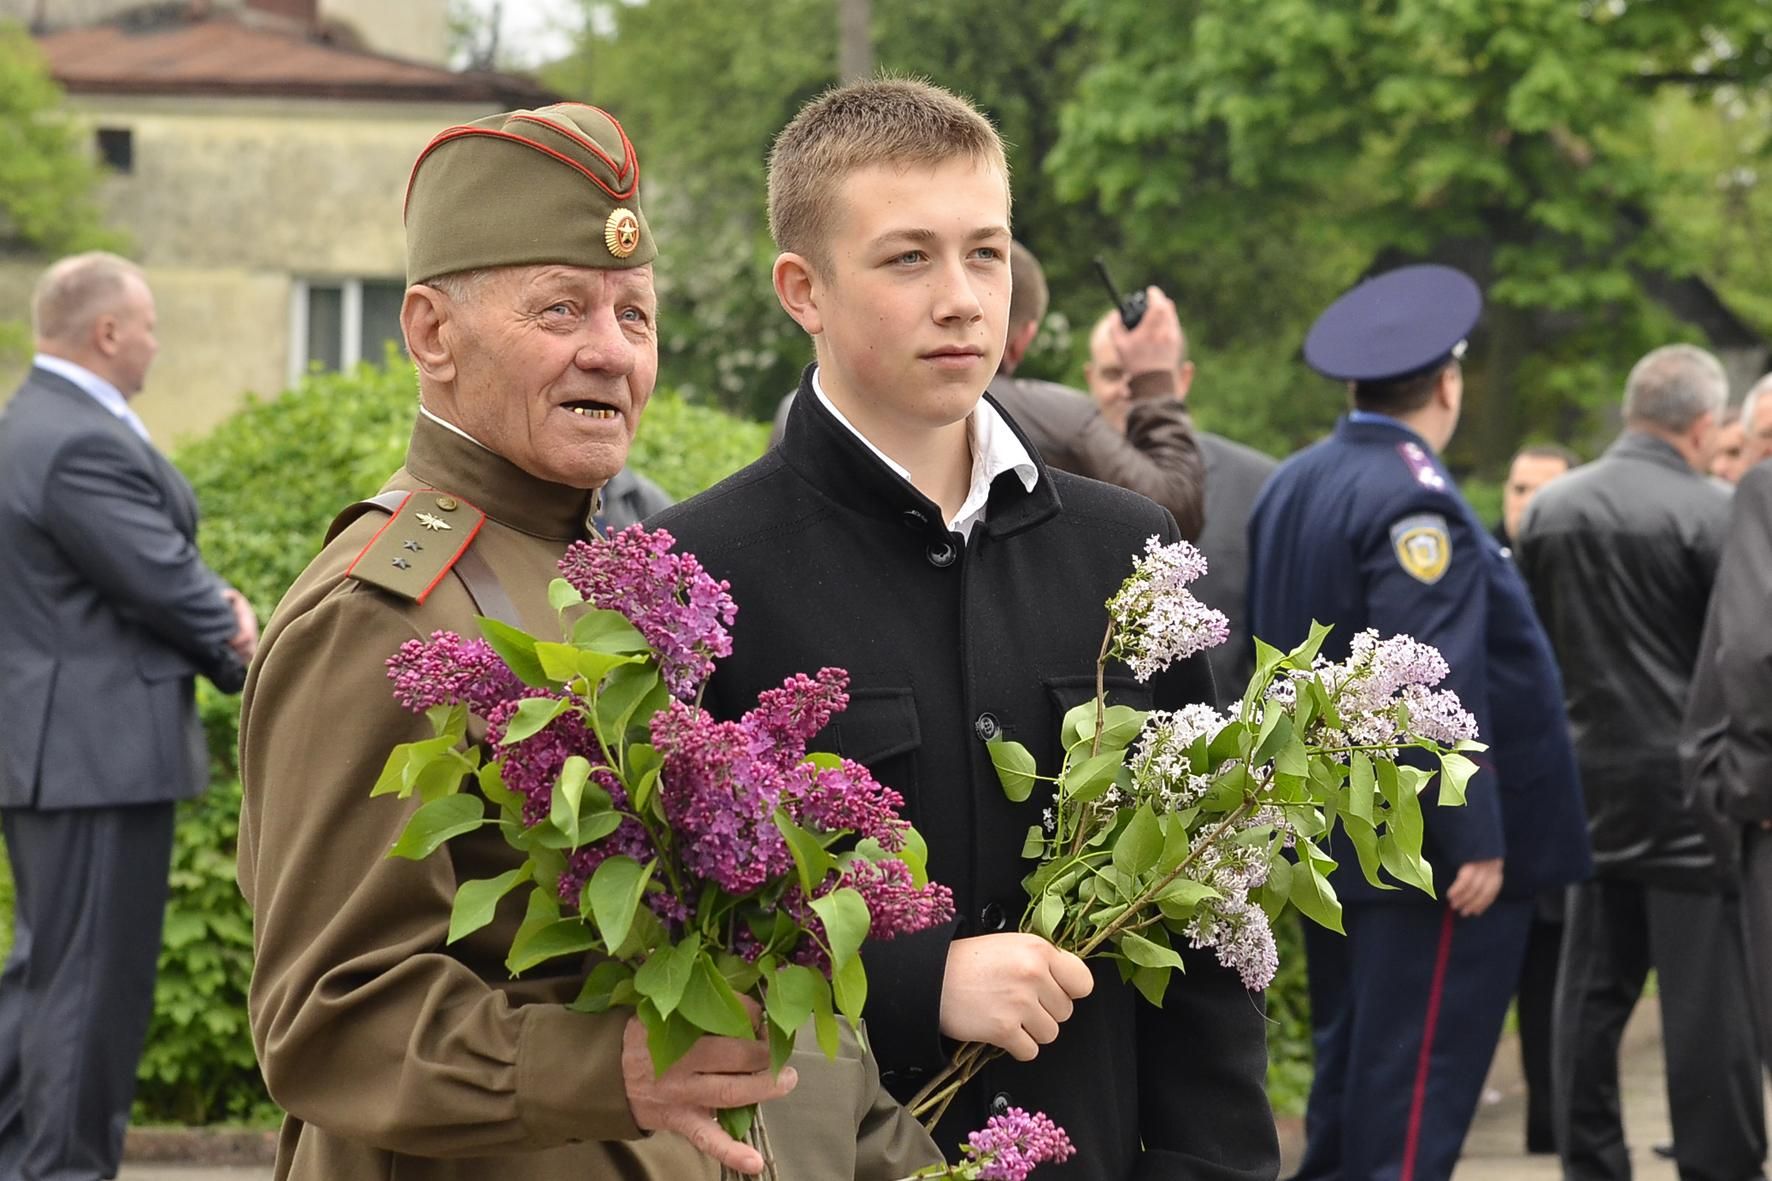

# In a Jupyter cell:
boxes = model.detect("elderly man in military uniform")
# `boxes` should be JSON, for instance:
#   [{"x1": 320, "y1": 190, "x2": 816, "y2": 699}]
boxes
[
  {"x1": 237, "y1": 104, "x2": 937, "y2": 1181},
  {"x1": 1247, "y1": 265, "x2": 1591, "y2": 1180}
]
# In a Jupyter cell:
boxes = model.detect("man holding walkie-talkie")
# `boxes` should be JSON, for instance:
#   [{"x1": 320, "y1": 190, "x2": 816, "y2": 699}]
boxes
[{"x1": 981, "y1": 242, "x2": 1206, "y2": 538}]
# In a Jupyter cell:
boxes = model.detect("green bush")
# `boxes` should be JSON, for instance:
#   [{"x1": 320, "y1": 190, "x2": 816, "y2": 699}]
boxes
[{"x1": 130, "y1": 358, "x2": 768, "y2": 1124}]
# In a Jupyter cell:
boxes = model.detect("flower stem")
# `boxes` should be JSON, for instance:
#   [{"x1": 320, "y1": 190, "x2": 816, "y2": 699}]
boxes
[
  {"x1": 1091, "y1": 622, "x2": 1113, "y2": 760},
  {"x1": 1075, "y1": 799, "x2": 1256, "y2": 958}
]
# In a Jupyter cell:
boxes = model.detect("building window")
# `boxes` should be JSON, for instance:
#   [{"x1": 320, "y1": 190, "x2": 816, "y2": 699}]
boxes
[
  {"x1": 96, "y1": 127, "x2": 133, "y2": 172},
  {"x1": 289, "y1": 278, "x2": 407, "y2": 384}
]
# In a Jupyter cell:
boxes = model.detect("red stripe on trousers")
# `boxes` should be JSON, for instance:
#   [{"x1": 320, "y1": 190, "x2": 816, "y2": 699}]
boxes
[{"x1": 1401, "y1": 907, "x2": 1458, "y2": 1181}]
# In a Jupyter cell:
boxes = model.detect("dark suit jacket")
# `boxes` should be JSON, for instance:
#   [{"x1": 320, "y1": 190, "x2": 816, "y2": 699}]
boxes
[
  {"x1": 0, "y1": 365, "x2": 243, "y2": 810},
  {"x1": 657, "y1": 370, "x2": 1279, "y2": 1181},
  {"x1": 1684, "y1": 461, "x2": 1772, "y2": 871},
  {"x1": 1194, "y1": 432, "x2": 1277, "y2": 709}
]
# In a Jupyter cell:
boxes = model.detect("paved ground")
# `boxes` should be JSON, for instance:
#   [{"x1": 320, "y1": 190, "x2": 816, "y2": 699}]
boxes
[{"x1": 118, "y1": 1001, "x2": 1716, "y2": 1180}]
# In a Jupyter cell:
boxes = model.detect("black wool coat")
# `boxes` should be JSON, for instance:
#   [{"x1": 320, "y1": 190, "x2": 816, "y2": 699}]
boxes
[{"x1": 652, "y1": 372, "x2": 1279, "y2": 1181}]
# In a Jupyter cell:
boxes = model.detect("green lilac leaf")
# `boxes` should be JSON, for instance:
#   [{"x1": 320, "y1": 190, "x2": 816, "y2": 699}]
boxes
[{"x1": 387, "y1": 793, "x2": 484, "y2": 860}]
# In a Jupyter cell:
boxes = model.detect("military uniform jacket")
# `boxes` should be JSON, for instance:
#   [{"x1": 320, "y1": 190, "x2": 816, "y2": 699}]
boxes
[
  {"x1": 652, "y1": 374, "x2": 1280, "y2": 1181},
  {"x1": 1247, "y1": 415, "x2": 1591, "y2": 905},
  {"x1": 238, "y1": 413, "x2": 936, "y2": 1181},
  {"x1": 0, "y1": 365, "x2": 243, "y2": 809}
]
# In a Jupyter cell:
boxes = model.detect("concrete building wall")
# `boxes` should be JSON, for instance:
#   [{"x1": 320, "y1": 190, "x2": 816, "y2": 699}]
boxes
[
  {"x1": 323, "y1": 0, "x2": 449, "y2": 65},
  {"x1": 3, "y1": 0, "x2": 449, "y2": 67},
  {"x1": 2, "y1": 94, "x2": 497, "y2": 444}
]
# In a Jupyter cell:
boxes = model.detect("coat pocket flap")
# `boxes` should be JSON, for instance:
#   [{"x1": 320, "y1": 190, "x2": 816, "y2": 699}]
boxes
[
  {"x1": 832, "y1": 687, "x2": 921, "y2": 766},
  {"x1": 1044, "y1": 673, "x2": 1154, "y2": 718}
]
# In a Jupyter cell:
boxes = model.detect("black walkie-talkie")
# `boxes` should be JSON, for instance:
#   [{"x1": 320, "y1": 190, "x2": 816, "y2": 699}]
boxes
[{"x1": 1093, "y1": 257, "x2": 1148, "y2": 330}]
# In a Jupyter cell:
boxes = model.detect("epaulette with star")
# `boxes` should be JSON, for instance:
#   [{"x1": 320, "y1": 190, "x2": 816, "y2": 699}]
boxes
[{"x1": 344, "y1": 490, "x2": 486, "y2": 604}]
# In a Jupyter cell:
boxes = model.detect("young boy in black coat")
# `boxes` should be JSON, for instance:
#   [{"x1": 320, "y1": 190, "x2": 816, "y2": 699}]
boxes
[{"x1": 652, "y1": 79, "x2": 1278, "y2": 1180}]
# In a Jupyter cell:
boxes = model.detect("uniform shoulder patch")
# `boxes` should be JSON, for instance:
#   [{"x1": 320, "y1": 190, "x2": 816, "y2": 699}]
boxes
[
  {"x1": 1389, "y1": 512, "x2": 1452, "y2": 584},
  {"x1": 345, "y1": 490, "x2": 486, "y2": 604},
  {"x1": 1394, "y1": 440, "x2": 1448, "y2": 491}
]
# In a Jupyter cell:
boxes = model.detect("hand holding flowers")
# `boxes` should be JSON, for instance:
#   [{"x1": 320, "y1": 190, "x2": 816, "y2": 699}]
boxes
[
  {"x1": 373, "y1": 525, "x2": 953, "y2": 1175},
  {"x1": 909, "y1": 537, "x2": 1483, "y2": 1127}
]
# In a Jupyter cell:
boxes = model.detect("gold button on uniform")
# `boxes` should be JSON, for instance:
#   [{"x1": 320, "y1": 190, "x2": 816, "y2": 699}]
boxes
[{"x1": 435, "y1": 496, "x2": 459, "y2": 512}]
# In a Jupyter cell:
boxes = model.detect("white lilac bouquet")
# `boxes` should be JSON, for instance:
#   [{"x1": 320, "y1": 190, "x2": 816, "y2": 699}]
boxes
[
  {"x1": 908, "y1": 537, "x2": 1483, "y2": 1127},
  {"x1": 372, "y1": 525, "x2": 955, "y2": 1172}
]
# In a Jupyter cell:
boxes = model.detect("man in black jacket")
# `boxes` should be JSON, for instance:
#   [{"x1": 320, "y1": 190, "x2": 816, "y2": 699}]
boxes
[
  {"x1": 1515, "y1": 343, "x2": 1766, "y2": 1181},
  {"x1": 655, "y1": 79, "x2": 1278, "y2": 1180}
]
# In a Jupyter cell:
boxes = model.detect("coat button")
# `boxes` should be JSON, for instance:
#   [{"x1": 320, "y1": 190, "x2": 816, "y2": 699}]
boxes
[
  {"x1": 927, "y1": 541, "x2": 957, "y2": 567},
  {"x1": 979, "y1": 901, "x2": 1007, "y2": 931},
  {"x1": 902, "y1": 508, "x2": 928, "y2": 529},
  {"x1": 974, "y1": 712, "x2": 1000, "y2": 742},
  {"x1": 989, "y1": 1091, "x2": 1013, "y2": 1116}
]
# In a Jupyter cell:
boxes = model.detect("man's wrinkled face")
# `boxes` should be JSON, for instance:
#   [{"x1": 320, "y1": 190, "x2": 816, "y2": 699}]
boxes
[
  {"x1": 1084, "y1": 317, "x2": 1130, "y2": 432},
  {"x1": 804, "y1": 158, "x2": 1011, "y2": 435},
  {"x1": 1503, "y1": 452, "x2": 1571, "y2": 540},
  {"x1": 438, "y1": 264, "x2": 658, "y2": 489},
  {"x1": 1711, "y1": 419, "x2": 1746, "y2": 484}
]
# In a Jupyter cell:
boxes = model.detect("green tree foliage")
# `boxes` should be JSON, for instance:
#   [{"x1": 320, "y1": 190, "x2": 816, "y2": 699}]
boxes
[
  {"x1": 0, "y1": 21, "x2": 121, "y2": 359},
  {"x1": 0, "y1": 22, "x2": 115, "y2": 255},
  {"x1": 1049, "y1": 0, "x2": 1772, "y2": 463},
  {"x1": 547, "y1": 0, "x2": 1094, "y2": 417},
  {"x1": 121, "y1": 357, "x2": 767, "y2": 1123}
]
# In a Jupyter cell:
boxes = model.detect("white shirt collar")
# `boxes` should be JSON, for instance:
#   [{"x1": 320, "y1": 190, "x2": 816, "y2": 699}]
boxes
[
  {"x1": 33, "y1": 353, "x2": 151, "y2": 443},
  {"x1": 418, "y1": 402, "x2": 492, "y2": 452},
  {"x1": 811, "y1": 367, "x2": 1038, "y2": 539}
]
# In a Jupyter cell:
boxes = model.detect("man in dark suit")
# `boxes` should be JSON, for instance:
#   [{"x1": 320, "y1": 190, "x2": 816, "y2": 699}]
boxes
[
  {"x1": 1248, "y1": 265, "x2": 1591, "y2": 1180},
  {"x1": 1084, "y1": 307, "x2": 1276, "y2": 708},
  {"x1": 0, "y1": 252, "x2": 254, "y2": 1181}
]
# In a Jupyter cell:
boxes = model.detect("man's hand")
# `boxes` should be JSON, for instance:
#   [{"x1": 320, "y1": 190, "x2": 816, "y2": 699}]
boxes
[
  {"x1": 1447, "y1": 857, "x2": 1504, "y2": 917},
  {"x1": 940, "y1": 933, "x2": 1095, "y2": 1062},
  {"x1": 621, "y1": 1015, "x2": 796, "y2": 1176},
  {"x1": 1107, "y1": 287, "x2": 1182, "y2": 381},
  {"x1": 222, "y1": 587, "x2": 259, "y2": 663}
]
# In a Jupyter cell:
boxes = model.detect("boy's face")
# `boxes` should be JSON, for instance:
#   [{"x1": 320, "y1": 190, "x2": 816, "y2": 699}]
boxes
[{"x1": 805, "y1": 157, "x2": 1011, "y2": 434}]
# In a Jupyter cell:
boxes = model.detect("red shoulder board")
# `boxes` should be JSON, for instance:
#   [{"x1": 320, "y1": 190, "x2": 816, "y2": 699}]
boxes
[{"x1": 344, "y1": 490, "x2": 486, "y2": 604}]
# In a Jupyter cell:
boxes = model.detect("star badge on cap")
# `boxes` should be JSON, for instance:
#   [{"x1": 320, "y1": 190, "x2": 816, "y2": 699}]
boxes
[
  {"x1": 605, "y1": 208, "x2": 641, "y2": 259},
  {"x1": 1390, "y1": 513, "x2": 1452, "y2": 584}
]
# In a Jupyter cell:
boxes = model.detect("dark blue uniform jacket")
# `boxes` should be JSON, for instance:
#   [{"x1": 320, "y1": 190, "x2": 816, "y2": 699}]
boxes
[{"x1": 1246, "y1": 415, "x2": 1592, "y2": 904}]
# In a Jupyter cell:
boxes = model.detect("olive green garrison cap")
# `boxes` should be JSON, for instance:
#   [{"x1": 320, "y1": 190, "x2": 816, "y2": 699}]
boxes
[{"x1": 404, "y1": 103, "x2": 655, "y2": 283}]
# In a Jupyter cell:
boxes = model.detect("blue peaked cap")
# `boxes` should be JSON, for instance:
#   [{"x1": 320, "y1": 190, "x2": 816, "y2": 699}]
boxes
[{"x1": 1303, "y1": 264, "x2": 1482, "y2": 382}]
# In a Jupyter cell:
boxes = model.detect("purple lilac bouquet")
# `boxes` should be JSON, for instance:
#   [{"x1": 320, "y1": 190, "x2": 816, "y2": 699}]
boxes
[
  {"x1": 373, "y1": 525, "x2": 953, "y2": 1159},
  {"x1": 909, "y1": 537, "x2": 1482, "y2": 1126},
  {"x1": 898, "y1": 1107, "x2": 1077, "y2": 1181}
]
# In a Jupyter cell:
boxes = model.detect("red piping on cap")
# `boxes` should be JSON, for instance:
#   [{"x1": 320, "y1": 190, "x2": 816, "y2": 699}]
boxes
[
  {"x1": 508, "y1": 110, "x2": 636, "y2": 187},
  {"x1": 404, "y1": 125, "x2": 639, "y2": 218}
]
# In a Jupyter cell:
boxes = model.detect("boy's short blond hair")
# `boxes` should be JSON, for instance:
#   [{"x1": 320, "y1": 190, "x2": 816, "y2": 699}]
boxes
[{"x1": 767, "y1": 77, "x2": 1009, "y2": 270}]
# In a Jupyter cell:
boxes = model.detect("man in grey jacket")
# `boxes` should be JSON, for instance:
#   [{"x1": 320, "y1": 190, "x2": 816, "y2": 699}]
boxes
[
  {"x1": 0, "y1": 253, "x2": 254, "y2": 1181},
  {"x1": 1084, "y1": 307, "x2": 1276, "y2": 708}
]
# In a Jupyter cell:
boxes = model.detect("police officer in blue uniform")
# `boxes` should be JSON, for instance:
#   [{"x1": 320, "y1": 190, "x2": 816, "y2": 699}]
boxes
[{"x1": 1247, "y1": 264, "x2": 1592, "y2": 1180}]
